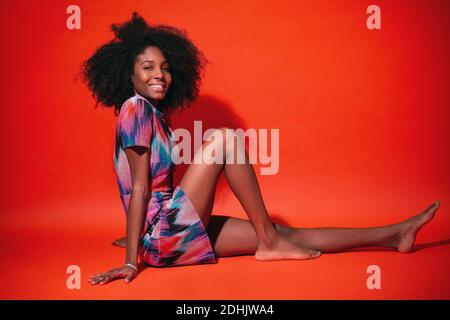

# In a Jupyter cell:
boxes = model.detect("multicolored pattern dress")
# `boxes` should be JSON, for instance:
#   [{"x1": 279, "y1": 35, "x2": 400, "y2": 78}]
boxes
[{"x1": 113, "y1": 93, "x2": 217, "y2": 267}]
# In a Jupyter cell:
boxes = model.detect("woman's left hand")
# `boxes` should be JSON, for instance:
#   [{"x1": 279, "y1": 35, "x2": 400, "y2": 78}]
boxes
[{"x1": 88, "y1": 264, "x2": 138, "y2": 285}]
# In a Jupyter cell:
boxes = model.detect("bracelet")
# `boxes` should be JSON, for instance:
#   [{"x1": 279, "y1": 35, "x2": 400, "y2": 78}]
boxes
[{"x1": 124, "y1": 263, "x2": 138, "y2": 272}]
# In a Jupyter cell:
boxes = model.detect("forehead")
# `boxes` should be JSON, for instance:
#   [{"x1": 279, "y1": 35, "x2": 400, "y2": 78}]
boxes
[{"x1": 136, "y1": 46, "x2": 168, "y2": 63}]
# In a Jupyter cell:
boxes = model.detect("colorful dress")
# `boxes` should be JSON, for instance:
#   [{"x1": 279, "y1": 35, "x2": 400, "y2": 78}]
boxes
[{"x1": 113, "y1": 93, "x2": 217, "y2": 267}]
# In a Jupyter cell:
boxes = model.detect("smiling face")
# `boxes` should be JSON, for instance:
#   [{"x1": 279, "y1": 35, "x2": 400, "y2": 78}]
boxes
[{"x1": 131, "y1": 46, "x2": 172, "y2": 108}]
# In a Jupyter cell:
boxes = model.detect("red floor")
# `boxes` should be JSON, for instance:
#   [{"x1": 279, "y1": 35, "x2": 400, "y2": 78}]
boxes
[
  {"x1": 2, "y1": 193, "x2": 449, "y2": 300},
  {"x1": 1, "y1": 0, "x2": 449, "y2": 301}
]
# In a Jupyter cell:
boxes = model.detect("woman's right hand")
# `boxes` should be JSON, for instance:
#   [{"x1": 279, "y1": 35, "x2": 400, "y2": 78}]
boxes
[{"x1": 88, "y1": 264, "x2": 138, "y2": 285}]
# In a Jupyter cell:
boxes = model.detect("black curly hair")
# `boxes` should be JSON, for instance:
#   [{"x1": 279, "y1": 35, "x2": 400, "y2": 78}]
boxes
[{"x1": 80, "y1": 12, "x2": 210, "y2": 116}]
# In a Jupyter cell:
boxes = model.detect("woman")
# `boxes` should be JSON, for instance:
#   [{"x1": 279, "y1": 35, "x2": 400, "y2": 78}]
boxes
[{"x1": 81, "y1": 13, "x2": 440, "y2": 285}]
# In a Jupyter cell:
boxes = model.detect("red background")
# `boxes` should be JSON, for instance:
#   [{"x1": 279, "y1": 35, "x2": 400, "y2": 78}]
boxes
[{"x1": 1, "y1": 0, "x2": 449, "y2": 299}]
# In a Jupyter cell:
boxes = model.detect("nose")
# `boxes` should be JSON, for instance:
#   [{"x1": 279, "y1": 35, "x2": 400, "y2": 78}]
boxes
[{"x1": 153, "y1": 67, "x2": 164, "y2": 79}]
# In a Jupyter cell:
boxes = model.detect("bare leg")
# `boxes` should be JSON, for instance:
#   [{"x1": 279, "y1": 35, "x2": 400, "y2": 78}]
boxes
[
  {"x1": 205, "y1": 201, "x2": 440, "y2": 257},
  {"x1": 113, "y1": 127, "x2": 320, "y2": 259},
  {"x1": 112, "y1": 126, "x2": 440, "y2": 257},
  {"x1": 277, "y1": 200, "x2": 440, "y2": 253},
  {"x1": 178, "y1": 127, "x2": 320, "y2": 261},
  {"x1": 112, "y1": 237, "x2": 126, "y2": 247},
  {"x1": 113, "y1": 200, "x2": 440, "y2": 255}
]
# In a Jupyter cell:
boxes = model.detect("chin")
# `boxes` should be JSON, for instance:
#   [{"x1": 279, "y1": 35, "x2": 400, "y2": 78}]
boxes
[{"x1": 144, "y1": 92, "x2": 164, "y2": 101}]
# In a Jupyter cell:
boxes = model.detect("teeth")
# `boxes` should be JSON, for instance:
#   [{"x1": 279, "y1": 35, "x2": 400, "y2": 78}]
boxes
[{"x1": 151, "y1": 84, "x2": 164, "y2": 88}]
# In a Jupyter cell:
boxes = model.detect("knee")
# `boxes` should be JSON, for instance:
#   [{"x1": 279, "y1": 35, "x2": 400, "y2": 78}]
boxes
[
  {"x1": 206, "y1": 127, "x2": 230, "y2": 138},
  {"x1": 208, "y1": 127, "x2": 234, "y2": 149},
  {"x1": 217, "y1": 127, "x2": 241, "y2": 144},
  {"x1": 205, "y1": 127, "x2": 244, "y2": 162},
  {"x1": 217, "y1": 127, "x2": 239, "y2": 154}
]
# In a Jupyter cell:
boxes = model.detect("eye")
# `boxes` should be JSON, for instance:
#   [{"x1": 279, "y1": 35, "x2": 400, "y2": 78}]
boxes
[{"x1": 142, "y1": 65, "x2": 170, "y2": 71}]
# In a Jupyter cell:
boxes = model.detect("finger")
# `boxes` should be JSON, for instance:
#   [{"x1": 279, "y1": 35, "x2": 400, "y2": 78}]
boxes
[
  {"x1": 89, "y1": 274, "x2": 104, "y2": 281},
  {"x1": 89, "y1": 274, "x2": 107, "y2": 282},
  {"x1": 92, "y1": 274, "x2": 107, "y2": 281},
  {"x1": 90, "y1": 270, "x2": 110, "y2": 278},
  {"x1": 99, "y1": 269, "x2": 122, "y2": 285},
  {"x1": 99, "y1": 276, "x2": 111, "y2": 285},
  {"x1": 124, "y1": 271, "x2": 137, "y2": 284},
  {"x1": 89, "y1": 277, "x2": 103, "y2": 285},
  {"x1": 89, "y1": 276, "x2": 102, "y2": 283},
  {"x1": 124, "y1": 274, "x2": 133, "y2": 283},
  {"x1": 93, "y1": 272, "x2": 111, "y2": 282},
  {"x1": 92, "y1": 268, "x2": 117, "y2": 278},
  {"x1": 90, "y1": 268, "x2": 122, "y2": 285}
]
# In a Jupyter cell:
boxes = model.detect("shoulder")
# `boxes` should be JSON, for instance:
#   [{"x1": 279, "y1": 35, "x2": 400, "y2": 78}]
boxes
[
  {"x1": 118, "y1": 95, "x2": 154, "y2": 122},
  {"x1": 120, "y1": 95, "x2": 153, "y2": 113}
]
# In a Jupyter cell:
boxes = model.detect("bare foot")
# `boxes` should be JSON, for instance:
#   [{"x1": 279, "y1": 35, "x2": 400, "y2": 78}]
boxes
[
  {"x1": 395, "y1": 200, "x2": 440, "y2": 253},
  {"x1": 255, "y1": 235, "x2": 321, "y2": 261},
  {"x1": 112, "y1": 236, "x2": 126, "y2": 248}
]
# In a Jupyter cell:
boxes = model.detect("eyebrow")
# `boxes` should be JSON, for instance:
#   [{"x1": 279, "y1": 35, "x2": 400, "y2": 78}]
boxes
[{"x1": 140, "y1": 59, "x2": 169, "y2": 65}]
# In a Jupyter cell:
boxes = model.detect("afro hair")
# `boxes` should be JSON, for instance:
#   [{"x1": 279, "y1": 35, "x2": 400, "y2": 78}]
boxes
[{"x1": 80, "y1": 12, "x2": 210, "y2": 116}]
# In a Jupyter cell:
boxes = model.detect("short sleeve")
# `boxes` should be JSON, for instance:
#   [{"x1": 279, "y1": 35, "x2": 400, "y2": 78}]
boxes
[{"x1": 119, "y1": 98, "x2": 153, "y2": 149}]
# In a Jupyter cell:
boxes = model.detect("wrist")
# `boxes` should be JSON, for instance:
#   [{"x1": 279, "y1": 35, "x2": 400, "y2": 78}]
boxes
[
  {"x1": 125, "y1": 257, "x2": 138, "y2": 265},
  {"x1": 124, "y1": 263, "x2": 138, "y2": 272},
  {"x1": 125, "y1": 250, "x2": 138, "y2": 264}
]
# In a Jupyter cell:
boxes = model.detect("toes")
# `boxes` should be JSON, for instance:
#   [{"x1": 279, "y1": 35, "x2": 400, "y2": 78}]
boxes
[
  {"x1": 428, "y1": 201, "x2": 440, "y2": 212},
  {"x1": 432, "y1": 200, "x2": 440, "y2": 211}
]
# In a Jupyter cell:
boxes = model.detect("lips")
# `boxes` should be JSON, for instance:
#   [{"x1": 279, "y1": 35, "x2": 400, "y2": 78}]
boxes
[
  {"x1": 149, "y1": 83, "x2": 166, "y2": 88},
  {"x1": 149, "y1": 84, "x2": 166, "y2": 94}
]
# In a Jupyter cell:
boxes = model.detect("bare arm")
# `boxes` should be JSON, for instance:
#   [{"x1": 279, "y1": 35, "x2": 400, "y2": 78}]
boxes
[
  {"x1": 89, "y1": 145, "x2": 150, "y2": 285},
  {"x1": 89, "y1": 98, "x2": 153, "y2": 285},
  {"x1": 124, "y1": 145, "x2": 150, "y2": 266}
]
